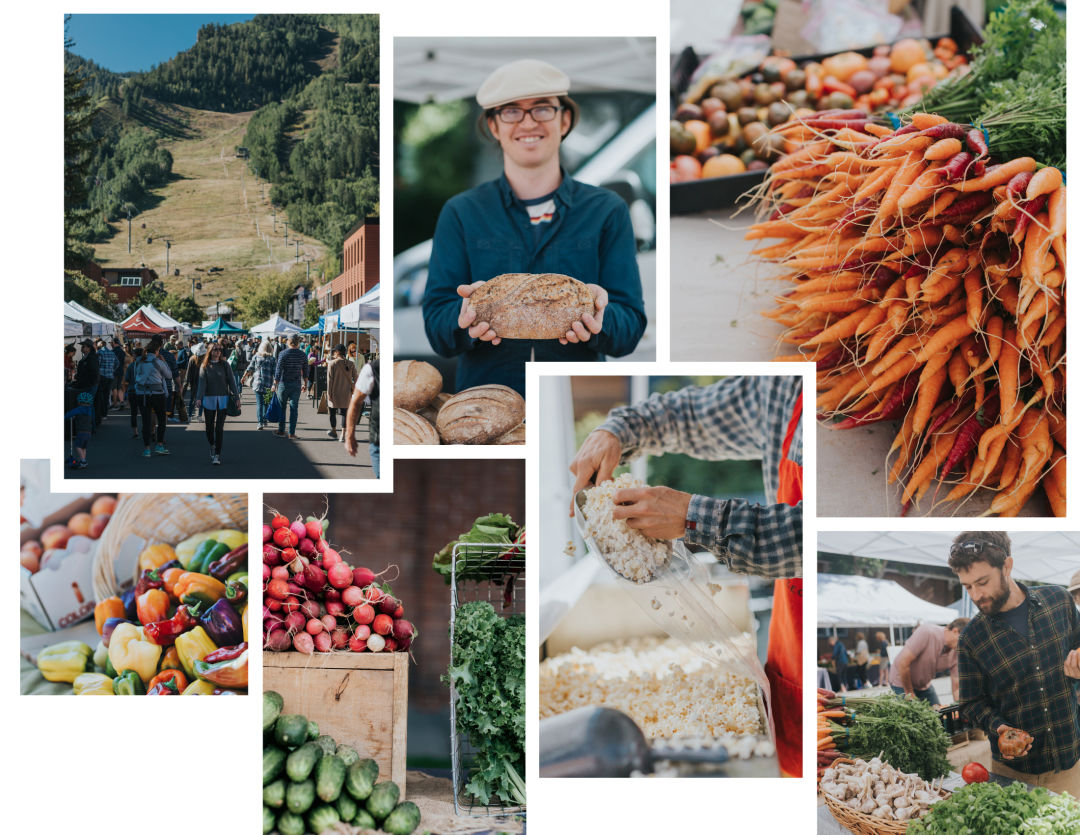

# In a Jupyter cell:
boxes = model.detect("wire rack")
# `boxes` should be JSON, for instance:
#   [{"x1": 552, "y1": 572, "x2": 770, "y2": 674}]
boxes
[{"x1": 449, "y1": 541, "x2": 526, "y2": 818}]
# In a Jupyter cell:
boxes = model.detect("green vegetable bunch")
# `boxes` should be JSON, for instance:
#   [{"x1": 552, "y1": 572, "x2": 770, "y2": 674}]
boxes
[
  {"x1": 1018, "y1": 792, "x2": 1080, "y2": 834},
  {"x1": 432, "y1": 514, "x2": 521, "y2": 585},
  {"x1": 908, "y1": 782, "x2": 1053, "y2": 835},
  {"x1": 446, "y1": 602, "x2": 526, "y2": 806},
  {"x1": 840, "y1": 694, "x2": 953, "y2": 780}
]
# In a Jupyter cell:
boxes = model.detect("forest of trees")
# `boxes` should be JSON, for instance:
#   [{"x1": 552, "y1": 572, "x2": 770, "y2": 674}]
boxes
[{"x1": 82, "y1": 126, "x2": 174, "y2": 241}]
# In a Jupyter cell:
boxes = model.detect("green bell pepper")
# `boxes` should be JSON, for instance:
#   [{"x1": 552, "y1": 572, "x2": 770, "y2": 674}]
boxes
[
  {"x1": 113, "y1": 668, "x2": 147, "y2": 695},
  {"x1": 189, "y1": 540, "x2": 229, "y2": 575}
]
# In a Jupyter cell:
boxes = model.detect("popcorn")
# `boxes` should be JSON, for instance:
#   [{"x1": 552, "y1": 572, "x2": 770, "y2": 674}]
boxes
[{"x1": 581, "y1": 473, "x2": 671, "y2": 582}]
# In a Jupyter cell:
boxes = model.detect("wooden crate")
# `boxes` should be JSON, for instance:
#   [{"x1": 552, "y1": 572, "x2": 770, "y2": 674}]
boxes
[{"x1": 264, "y1": 652, "x2": 409, "y2": 795}]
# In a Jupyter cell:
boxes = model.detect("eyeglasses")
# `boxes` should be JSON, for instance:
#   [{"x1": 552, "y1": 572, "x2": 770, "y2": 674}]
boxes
[
  {"x1": 949, "y1": 540, "x2": 1007, "y2": 561},
  {"x1": 494, "y1": 104, "x2": 561, "y2": 124}
]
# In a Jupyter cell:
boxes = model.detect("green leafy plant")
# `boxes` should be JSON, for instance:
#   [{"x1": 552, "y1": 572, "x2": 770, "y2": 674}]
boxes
[
  {"x1": 432, "y1": 514, "x2": 521, "y2": 585},
  {"x1": 908, "y1": 781, "x2": 1054, "y2": 834}
]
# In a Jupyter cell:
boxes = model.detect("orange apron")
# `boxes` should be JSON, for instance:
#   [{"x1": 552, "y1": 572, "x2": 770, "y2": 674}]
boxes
[{"x1": 766, "y1": 392, "x2": 803, "y2": 778}]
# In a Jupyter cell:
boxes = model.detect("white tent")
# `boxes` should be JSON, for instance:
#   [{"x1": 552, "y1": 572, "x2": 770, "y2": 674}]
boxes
[
  {"x1": 64, "y1": 316, "x2": 86, "y2": 338},
  {"x1": 143, "y1": 304, "x2": 191, "y2": 336},
  {"x1": 818, "y1": 531, "x2": 1080, "y2": 586},
  {"x1": 250, "y1": 313, "x2": 302, "y2": 335},
  {"x1": 64, "y1": 301, "x2": 117, "y2": 336},
  {"x1": 336, "y1": 285, "x2": 380, "y2": 328},
  {"x1": 818, "y1": 574, "x2": 959, "y2": 628}
]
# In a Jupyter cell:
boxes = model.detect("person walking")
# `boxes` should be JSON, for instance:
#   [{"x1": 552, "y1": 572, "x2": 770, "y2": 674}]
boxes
[
  {"x1": 123, "y1": 347, "x2": 143, "y2": 438},
  {"x1": 95, "y1": 339, "x2": 118, "y2": 422},
  {"x1": 111, "y1": 338, "x2": 127, "y2": 407},
  {"x1": 272, "y1": 334, "x2": 308, "y2": 439},
  {"x1": 133, "y1": 337, "x2": 173, "y2": 458},
  {"x1": 243, "y1": 339, "x2": 276, "y2": 430},
  {"x1": 325, "y1": 344, "x2": 358, "y2": 440},
  {"x1": 185, "y1": 342, "x2": 205, "y2": 420},
  {"x1": 829, "y1": 636, "x2": 849, "y2": 694},
  {"x1": 158, "y1": 339, "x2": 179, "y2": 423},
  {"x1": 195, "y1": 341, "x2": 239, "y2": 465},
  {"x1": 875, "y1": 631, "x2": 891, "y2": 686},
  {"x1": 345, "y1": 356, "x2": 379, "y2": 476},
  {"x1": 853, "y1": 631, "x2": 871, "y2": 689}
]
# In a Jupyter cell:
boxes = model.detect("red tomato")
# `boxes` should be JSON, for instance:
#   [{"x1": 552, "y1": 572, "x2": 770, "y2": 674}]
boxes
[{"x1": 961, "y1": 762, "x2": 989, "y2": 783}]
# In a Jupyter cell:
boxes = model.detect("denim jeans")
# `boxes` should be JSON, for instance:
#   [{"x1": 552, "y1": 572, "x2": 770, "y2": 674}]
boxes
[
  {"x1": 890, "y1": 684, "x2": 941, "y2": 706},
  {"x1": 369, "y1": 442, "x2": 380, "y2": 478},
  {"x1": 255, "y1": 389, "x2": 269, "y2": 425},
  {"x1": 278, "y1": 385, "x2": 301, "y2": 435}
]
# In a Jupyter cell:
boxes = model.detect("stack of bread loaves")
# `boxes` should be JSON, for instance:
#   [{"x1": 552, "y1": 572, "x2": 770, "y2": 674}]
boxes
[{"x1": 393, "y1": 360, "x2": 525, "y2": 444}]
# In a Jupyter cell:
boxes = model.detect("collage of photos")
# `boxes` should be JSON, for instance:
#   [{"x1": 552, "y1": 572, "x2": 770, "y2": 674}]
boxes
[{"x1": 21, "y1": 0, "x2": 1072, "y2": 833}]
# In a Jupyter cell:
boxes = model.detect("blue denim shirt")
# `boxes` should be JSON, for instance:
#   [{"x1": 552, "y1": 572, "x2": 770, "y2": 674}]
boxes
[{"x1": 422, "y1": 172, "x2": 647, "y2": 395}]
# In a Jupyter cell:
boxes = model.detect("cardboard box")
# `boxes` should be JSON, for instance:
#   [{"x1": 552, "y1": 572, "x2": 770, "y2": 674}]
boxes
[{"x1": 264, "y1": 651, "x2": 409, "y2": 795}]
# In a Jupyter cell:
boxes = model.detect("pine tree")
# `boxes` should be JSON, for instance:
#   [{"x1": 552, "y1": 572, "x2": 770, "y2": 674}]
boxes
[{"x1": 64, "y1": 20, "x2": 97, "y2": 271}]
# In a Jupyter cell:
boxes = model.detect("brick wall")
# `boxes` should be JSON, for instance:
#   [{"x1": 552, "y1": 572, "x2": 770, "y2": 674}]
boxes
[{"x1": 264, "y1": 458, "x2": 525, "y2": 712}]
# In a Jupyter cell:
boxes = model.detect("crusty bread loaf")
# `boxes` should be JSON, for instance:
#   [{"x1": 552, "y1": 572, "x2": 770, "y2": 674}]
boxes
[
  {"x1": 418, "y1": 392, "x2": 452, "y2": 427},
  {"x1": 436, "y1": 385, "x2": 525, "y2": 444},
  {"x1": 394, "y1": 407, "x2": 440, "y2": 445},
  {"x1": 469, "y1": 273, "x2": 594, "y2": 340},
  {"x1": 394, "y1": 360, "x2": 442, "y2": 411},
  {"x1": 493, "y1": 423, "x2": 526, "y2": 445}
]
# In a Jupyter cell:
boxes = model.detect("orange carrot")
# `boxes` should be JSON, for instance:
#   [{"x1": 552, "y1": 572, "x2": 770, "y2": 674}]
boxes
[
  {"x1": 924, "y1": 137, "x2": 962, "y2": 160},
  {"x1": 911, "y1": 314, "x2": 974, "y2": 364},
  {"x1": 1026, "y1": 166, "x2": 1062, "y2": 200},
  {"x1": 954, "y1": 157, "x2": 1036, "y2": 192}
]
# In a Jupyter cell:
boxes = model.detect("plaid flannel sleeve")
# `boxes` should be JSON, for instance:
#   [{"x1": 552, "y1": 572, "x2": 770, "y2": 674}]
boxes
[
  {"x1": 683, "y1": 494, "x2": 802, "y2": 579},
  {"x1": 958, "y1": 634, "x2": 1009, "y2": 736}
]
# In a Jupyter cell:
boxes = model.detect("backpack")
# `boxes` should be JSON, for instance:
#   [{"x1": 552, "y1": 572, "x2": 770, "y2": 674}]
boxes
[{"x1": 135, "y1": 355, "x2": 165, "y2": 393}]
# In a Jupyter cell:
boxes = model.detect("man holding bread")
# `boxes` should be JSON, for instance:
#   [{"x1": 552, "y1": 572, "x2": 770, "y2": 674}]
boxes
[{"x1": 422, "y1": 59, "x2": 647, "y2": 397}]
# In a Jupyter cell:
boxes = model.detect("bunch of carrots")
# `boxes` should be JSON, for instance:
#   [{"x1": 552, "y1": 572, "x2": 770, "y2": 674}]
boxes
[
  {"x1": 817, "y1": 687, "x2": 848, "y2": 779},
  {"x1": 746, "y1": 109, "x2": 1065, "y2": 516}
]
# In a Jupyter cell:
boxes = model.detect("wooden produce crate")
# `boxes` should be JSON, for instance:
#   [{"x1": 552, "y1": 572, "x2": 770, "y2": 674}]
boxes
[{"x1": 264, "y1": 651, "x2": 409, "y2": 795}]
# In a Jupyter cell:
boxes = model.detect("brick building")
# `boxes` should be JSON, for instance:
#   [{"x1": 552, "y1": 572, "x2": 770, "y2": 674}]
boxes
[
  {"x1": 322, "y1": 216, "x2": 379, "y2": 311},
  {"x1": 79, "y1": 262, "x2": 158, "y2": 304}
]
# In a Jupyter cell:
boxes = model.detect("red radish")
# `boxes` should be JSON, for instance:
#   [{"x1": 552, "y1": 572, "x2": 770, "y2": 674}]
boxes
[
  {"x1": 262, "y1": 524, "x2": 273, "y2": 543},
  {"x1": 263, "y1": 544, "x2": 282, "y2": 566},
  {"x1": 284, "y1": 611, "x2": 307, "y2": 634},
  {"x1": 373, "y1": 614, "x2": 393, "y2": 636},
  {"x1": 363, "y1": 586, "x2": 383, "y2": 604},
  {"x1": 348, "y1": 636, "x2": 368, "y2": 652},
  {"x1": 298, "y1": 537, "x2": 317, "y2": 558},
  {"x1": 305, "y1": 520, "x2": 322, "y2": 541},
  {"x1": 398, "y1": 637, "x2": 412, "y2": 652},
  {"x1": 273, "y1": 527, "x2": 298, "y2": 548},
  {"x1": 316, "y1": 539, "x2": 328, "y2": 554},
  {"x1": 323, "y1": 588, "x2": 341, "y2": 603},
  {"x1": 283, "y1": 596, "x2": 301, "y2": 615},
  {"x1": 341, "y1": 586, "x2": 365, "y2": 608},
  {"x1": 384, "y1": 637, "x2": 398, "y2": 652},
  {"x1": 266, "y1": 628, "x2": 291, "y2": 651},
  {"x1": 267, "y1": 579, "x2": 289, "y2": 600},
  {"x1": 331, "y1": 628, "x2": 349, "y2": 649},
  {"x1": 266, "y1": 597, "x2": 282, "y2": 612},
  {"x1": 354, "y1": 624, "x2": 371, "y2": 641},
  {"x1": 322, "y1": 548, "x2": 342, "y2": 568},
  {"x1": 270, "y1": 514, "x2": 289, "y2": 530},
  {"x1": 271, "y1": 566, "x2": 290, "y2": 581},
  {"x1": 300, "y1": 599, "x2": 322, "y2": 620},
  {"x1": 303, "y1": 564, "x2": 327, "y2": 592},
  {"x1": 293, "y1": 632, "x2": 314, "y2": 653},
  {"x1": 326, "y1": 600, "x2": 346, "y2": 617},
  {"x1": 313, "y1": 631, "x2": 332, "y2": 653},
  {"x1": 263, "y1": 563, "x2": 272, "y2": 582},
  {"x1": 286, "y1": 581, "x2": 304, "y2": 597},
  {"x1": 282, "y1": 547, "x2": 298, "y2": 563},
  {"x1": 305, "y1": 618, "x2": 324, "y2": 635},
  {"x1": 378, "y1": 595, "x2": 399, "y2": 615},
  {"x1": 352, "y1": 566, "x2": 375, "y2": 587},
  {"x1": 320, "y1": 614, "x2": 336, "y2": 632},
  {"x1": 392, "y1": 619, "x2": 415, "y2": 642},
  {"x1": 289, "y1": 520, "x2": 307, "y2": 541},
  {"x1": 393, "y1": 604, "x2": 404, "y2": 619},
  {"x1": 353, "y1": 603, "x2": 375, "y2": 625},
  {"x1": 328, "y1": 563, "x2": 353, "y2": 589},
  {"x1": 367, "y1": 634, "x2": 386, "y2": 652}
]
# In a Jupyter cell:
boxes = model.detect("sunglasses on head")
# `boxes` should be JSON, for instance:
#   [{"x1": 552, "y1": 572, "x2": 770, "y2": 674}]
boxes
[{"x1": 949, "y1": 540, "x2": 1008, "y2": 560}]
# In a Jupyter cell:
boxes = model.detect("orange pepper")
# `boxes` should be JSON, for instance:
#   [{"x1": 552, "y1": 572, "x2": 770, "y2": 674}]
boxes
[
  {"x1": 172, "y1": 572, "x2": 226, "y2": 605},
  {"x1": 148, "y1": 668, "x2": 188, "y2": 692},
  {"x1": 137, "y1": 588, "x2": 170, "y2": 626},
  {"x1": 162, "y1": 567, "x2": 185, "y2": 597},
  {"x1": 160, "y1": 646, "x2": 183, "y2": 672},
  {"x1": 138, "y1": 543, "x2": 178, "y2": 573},
  {"x1": 94, "y1": 596, "x2": 125, "y2": 635}
]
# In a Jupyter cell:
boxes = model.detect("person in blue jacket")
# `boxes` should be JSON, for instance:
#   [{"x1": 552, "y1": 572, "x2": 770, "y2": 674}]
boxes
[{"x1": 421, "y1": 59, "x2": 647, "y2": 397}]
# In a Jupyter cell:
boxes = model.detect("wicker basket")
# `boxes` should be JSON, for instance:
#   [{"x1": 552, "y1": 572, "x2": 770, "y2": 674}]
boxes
[
  {"x1": 92, "y1": 493, "x2": 248, "y2": 600},
  {"x1": 821, "y1": 758, "x2": 945, "y2": 835}
]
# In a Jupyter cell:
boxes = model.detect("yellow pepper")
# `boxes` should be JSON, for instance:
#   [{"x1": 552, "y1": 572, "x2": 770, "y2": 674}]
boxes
[
  {"x1": 138, "y1": 543, "x2": 177, "y2": 573},
  {"x1": 175, "y1": 626, "x2": 217, "y2": 678},
  {"x1": 159, "y1": 646, "x2": 183, "y2": 672},
  {"x1": 73, "y1": 673, "x2": 115, "y2": 695},
  {"x1": 182, "y1": 679, "x2": 216, "y2": 695},
  {"x1": 37, "y1": 641, "x2": 94, "y2": 683},
  {"x1": 176, "y1": 529, "x2": 246, "y2": 567},
  {"x1": 108, "y1": 623, "x2": 162, "y2": 686},
  {"x1": 173, "y1": 572, "x2": 227, "y2": 607},
  {"x1": 242, "y1": 605, "x2": 248, "y2": 642}
]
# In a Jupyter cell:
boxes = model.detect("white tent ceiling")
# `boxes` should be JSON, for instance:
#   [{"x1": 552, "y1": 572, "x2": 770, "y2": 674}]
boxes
[
  {"x1": 249, "y1": 313, "x2": 302, "y2": 335},
  {"x1": 394, "y1": 37, "x2": 656, "y2": 103},
  {"x1": 818, "y1": 531, "x2": 1080, "y2": 586},
  {"x1": 819, "y1": 574, "x2": 959, "y2": 627}
]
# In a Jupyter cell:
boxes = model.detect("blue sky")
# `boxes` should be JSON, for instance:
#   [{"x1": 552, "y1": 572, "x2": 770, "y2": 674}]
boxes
[{"x1": 65, "y1": 14, "x2": 255, "y2": 73}]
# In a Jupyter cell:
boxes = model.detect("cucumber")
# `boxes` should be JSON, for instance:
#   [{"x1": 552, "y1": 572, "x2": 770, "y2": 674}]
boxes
[
  {"x1": 366, "y1": 780, "x2": 401, "y2": 821},
  {"x1": 383, "y1": 800, "x2": 422, "y2": 835},
  {"x1": 276, "y1": 811, "x2": 304, "y2": 835},
  {"x1": 307, "y1": 718, "x2": 320, "y2": 740},
  {"x1": 336, "y1": 792, "x2": 358, "y2": 823},
  {"x1": 351, "y1": 808, "x2": 377, "y2": 829},
  {"x1": 336, "y1": 743, "x2": 360, "y2": 767},
  {"x1": 263, "y1": 747, "x2": 286, "y2": 785},
  {"x1": 286, "y1": 741, "x2": 324, "y2": 782},
  {"x1": 316, "y1": 754, "x2": 347, "y2": 803},
  {"x1": 263, "y1": 690, "x2": 284, "y2": 732},
  {"x1": 345, "y1": 757, "x2": 379, "y2": 801},
  {"x1": 314, "y1": 733, "x2": 337, "y2": 757},
  {"x1": 274, "y1": 714, "x2": 310, "y2": 749},
  {"x1": 263, "y1": 778, "x2": 286, "y2": 809},
  {"x1": 307, "y1": 803, "x2": 340, "y2": 834},
  {"x1": 262, "y1": 805, "x2": 275, "y2": 834},
  {"x1": 285, "y1": 779, "x2": 315, "y2": 815}
]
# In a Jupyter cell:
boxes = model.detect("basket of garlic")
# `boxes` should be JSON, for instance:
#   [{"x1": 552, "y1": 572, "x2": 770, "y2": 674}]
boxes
[{"x1": 820, "y1": 756, "x2": 949, "y2": 835}]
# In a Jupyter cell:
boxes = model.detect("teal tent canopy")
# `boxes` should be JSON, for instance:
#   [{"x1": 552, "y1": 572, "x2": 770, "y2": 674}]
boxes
[{"x1": 191, "y1": 317, "x2": 248, "y2": 335}]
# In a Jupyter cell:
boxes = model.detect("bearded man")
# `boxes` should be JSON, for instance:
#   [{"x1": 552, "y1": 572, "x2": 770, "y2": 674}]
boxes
[{"x1": 951, "y1": 531, "x2": 1080, "y2": 792}]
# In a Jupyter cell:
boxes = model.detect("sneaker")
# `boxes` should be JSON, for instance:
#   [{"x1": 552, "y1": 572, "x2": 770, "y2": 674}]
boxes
[
  {"x1": 257, "y1": 423, "x2": 264, "y2": 431},
  {"x1": 288, "y1": 434, "x2": 299, "y2": 440},
  {"x1": 75, "y1": 460, "x2": 89, "y2": 469},
  {"x1": 327, "y1": 429, "x2": 338, "y2": 438},
  {"x1": 143, "y1": 448, "x2": 152, "y2": 458},
  {"x1": 154, "y1": 444, "x2": 170, "y2": 456},
  {"x1": 212, "y1": 454, "x2": 222, "y2": 465}
]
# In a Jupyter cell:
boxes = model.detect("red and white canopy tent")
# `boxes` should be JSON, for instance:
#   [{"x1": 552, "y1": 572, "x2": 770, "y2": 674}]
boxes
[{"x1": 120, "y1": 306, "x2": 176, "y2": 336}]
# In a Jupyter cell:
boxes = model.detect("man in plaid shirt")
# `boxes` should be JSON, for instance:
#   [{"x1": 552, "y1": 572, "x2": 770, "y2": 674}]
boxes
[
  {"x1": 570, "y1": 375, "x2": 802, "y2": 578},
  {"x1": 95, "y1": 340, "x2": 119, "y2": 421},
  {"x1": 951, "y1": 531, "x2": 1080, "y2": 793}
]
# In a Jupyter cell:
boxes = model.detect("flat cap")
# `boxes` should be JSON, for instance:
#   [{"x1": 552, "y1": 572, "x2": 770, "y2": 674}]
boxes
[{"x1": 477, "y1": 59, "x2": 569, "y2": 109}]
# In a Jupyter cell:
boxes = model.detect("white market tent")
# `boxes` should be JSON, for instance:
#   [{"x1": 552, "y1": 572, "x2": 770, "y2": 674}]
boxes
[
  {"x1": 817, "y1": 531, "x2": 1080, "y2": 586},
  {"x1": 143, "y1": 304, "x2": 191, "y2": 336},
  {"x1": 818, "y1": 574, "x2": 959, "y2": 628},
  {"x1": 336, "y1": 285, "x2": 380, "y2": 328},
  {"x1": 64, "y1": 316, "x2": 85, "y2": 338},
  {"x1": 250, "y1": 313, "x2": 302, "y2": 336},
  {"x1": 64, "y1": 301, "x2": 118, "y2": 336}
]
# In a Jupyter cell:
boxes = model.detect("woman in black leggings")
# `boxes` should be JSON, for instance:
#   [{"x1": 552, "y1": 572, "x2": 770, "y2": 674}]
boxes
[
  {"x1": 133, "y1": 338, "x2": 173, "y2": 457},
  {"x1": 195, "y1": 342, "x2": 239, "y2": 465}
]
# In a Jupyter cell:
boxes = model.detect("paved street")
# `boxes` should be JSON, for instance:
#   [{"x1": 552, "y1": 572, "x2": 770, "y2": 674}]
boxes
[{"x1": 66, "y1": 386, "x2": 375, "y2": 479}]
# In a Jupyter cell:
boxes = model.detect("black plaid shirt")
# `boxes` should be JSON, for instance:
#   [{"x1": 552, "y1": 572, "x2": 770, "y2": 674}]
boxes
[{"x1": 958, "y1": 583, "x2": 1080, "y2": 774}]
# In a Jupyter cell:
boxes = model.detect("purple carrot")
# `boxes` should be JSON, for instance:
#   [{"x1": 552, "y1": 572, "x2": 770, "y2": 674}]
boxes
[
  {"x1": 919, "y1": 122, "x2": 968, "y2": 141},
  {"x1": 1013, "y1": 194, "x2": 1049, "y2": 240},
  {"x1": 1006, "y1": 171, "x2": 1034, "y2": 199},
  {"x1": 939, "y1": 191, "x2": 993, "y2": 220},
  {"x1": 944, "y1": 151, "x2": 974, "y2": 182},
  {"x1": 864, "y1": 263, "x2": 900, "y2": 290},
  {"x1": 833, "y1": 373, "x2": 918, "y2": 429},
  {"x1": 816, "y1": 347, "x2": 845, "y2": 371},
  {"x1": 965, "y1": 128, "x2": 988, "y2": 158}
]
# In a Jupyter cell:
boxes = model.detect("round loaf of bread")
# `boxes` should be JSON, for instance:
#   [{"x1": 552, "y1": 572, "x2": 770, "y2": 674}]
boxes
[
  {"x1": 394, "y1": 360, "x2": 442, "y2": 411},
  {"x1": 469, "y1": 273, "x2": 594, "y2": 340},
  {"x1": 394, "y1": 407, "x2": 440, "y2": 444},
  {"x1": 493, "y1": 423, "x2": 526, "y2": 445},
  {"x1": 436, "y1": 385, "x2": 525, "y2": 444},
  {"x1": 418, "y1": 392, "x2": 452, "y2": 427}
]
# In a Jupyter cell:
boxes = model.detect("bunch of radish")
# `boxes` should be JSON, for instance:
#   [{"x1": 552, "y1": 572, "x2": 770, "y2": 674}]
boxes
[{"x1": 262, "y1": 512, "x2": 417, "y2": 655}]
